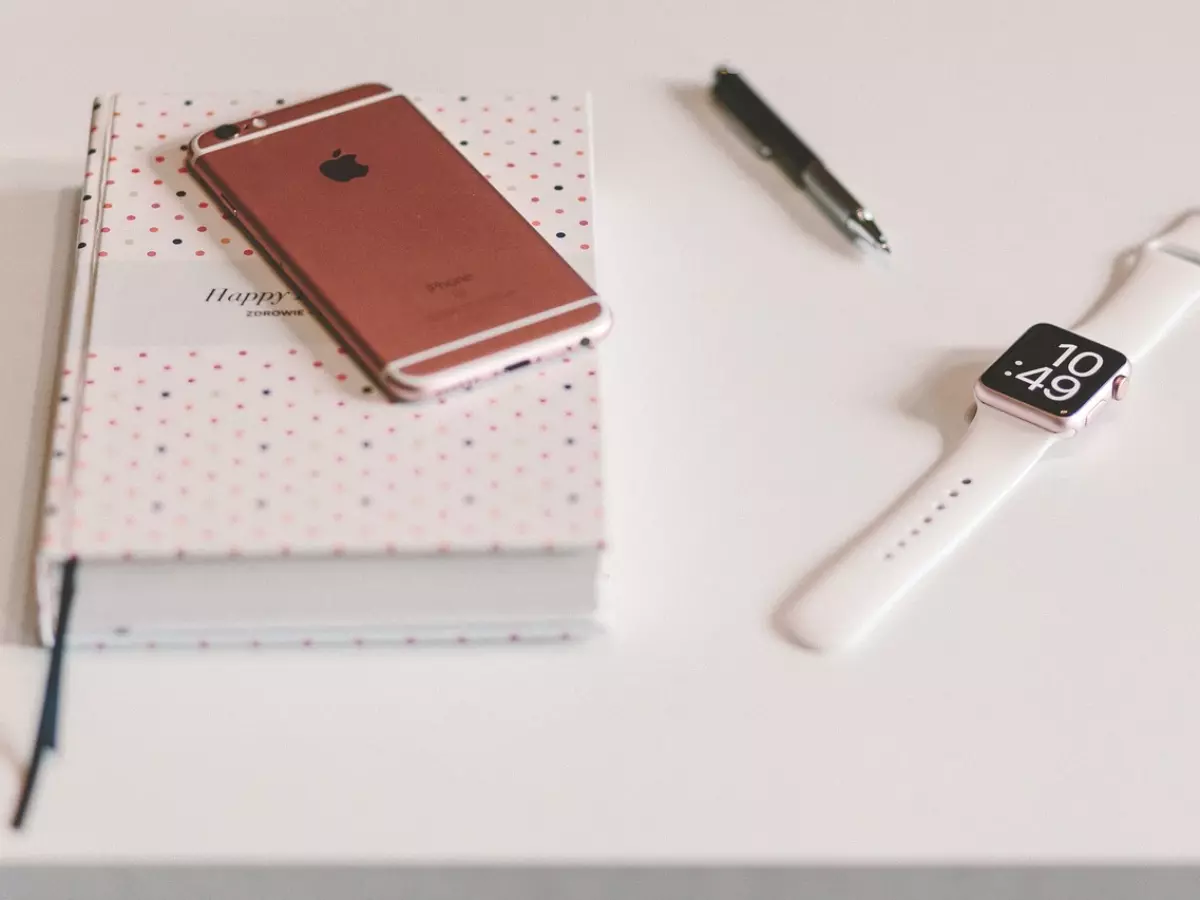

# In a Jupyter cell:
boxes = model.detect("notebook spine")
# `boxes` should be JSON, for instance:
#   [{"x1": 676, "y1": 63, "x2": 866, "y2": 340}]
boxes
[{"x1": 36, "y1": 95, "x2": 115, "y2": 643}]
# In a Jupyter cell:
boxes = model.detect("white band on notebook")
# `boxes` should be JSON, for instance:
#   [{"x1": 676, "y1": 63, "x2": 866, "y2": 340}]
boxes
[
  {"x1": 786, "y1": 405, "x2": 1058, "y2": 651},
  {"x1": 1075, "y1": 217, "x2": 1200, "y2": 361}
]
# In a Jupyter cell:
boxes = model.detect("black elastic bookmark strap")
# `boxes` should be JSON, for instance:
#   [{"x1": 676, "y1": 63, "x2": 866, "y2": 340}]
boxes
[{"x1": 11, "y1": 557, "x2": 78, "y2": 830}]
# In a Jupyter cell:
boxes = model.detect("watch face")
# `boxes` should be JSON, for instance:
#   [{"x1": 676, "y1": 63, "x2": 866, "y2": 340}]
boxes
[{"x1": 978, "y1": 323, "x2": 1127, "y2": 418}]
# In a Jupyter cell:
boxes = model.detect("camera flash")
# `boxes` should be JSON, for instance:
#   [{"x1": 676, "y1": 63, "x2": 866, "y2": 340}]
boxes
[{"x1": 251, "y1": 118, "x2": 267, "y2": 129}]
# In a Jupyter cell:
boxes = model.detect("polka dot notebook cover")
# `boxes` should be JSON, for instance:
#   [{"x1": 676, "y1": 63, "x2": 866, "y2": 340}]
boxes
[{"x1": 38, "y1": 90, "x2": 605, "y2": 648}]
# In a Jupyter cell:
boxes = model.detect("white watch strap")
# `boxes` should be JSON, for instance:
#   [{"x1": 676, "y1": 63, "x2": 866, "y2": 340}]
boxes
[
  {"x1": 1075, "y1": 215, "x2": 1200, "y2": 361},
  {"x1": 787, "y1": 215, "x2": 1200, "y2": 652},
  {"x1": 786, "y1": 405, "x2": 1058, "y2": 651}
]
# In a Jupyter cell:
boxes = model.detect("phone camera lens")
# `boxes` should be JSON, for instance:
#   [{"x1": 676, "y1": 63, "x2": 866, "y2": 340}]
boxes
[{"x1": 214, "y1": 124, "x2": 240, "y2": 140}]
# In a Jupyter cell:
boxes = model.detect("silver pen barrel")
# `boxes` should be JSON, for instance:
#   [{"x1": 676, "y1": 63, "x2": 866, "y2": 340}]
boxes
[{"x1": 800, "y1": 162, "x2": 890, "y2": 253}]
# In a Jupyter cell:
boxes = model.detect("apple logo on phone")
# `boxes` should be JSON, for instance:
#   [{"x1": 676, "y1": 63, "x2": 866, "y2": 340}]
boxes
[{"x1": 319, "y1": 149, "x2": 369, "y2": 182}]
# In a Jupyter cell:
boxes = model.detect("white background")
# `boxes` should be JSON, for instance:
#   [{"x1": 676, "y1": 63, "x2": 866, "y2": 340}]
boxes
[{"x1": 3, "y1": 0, "x2": 1200, "y2": 863}]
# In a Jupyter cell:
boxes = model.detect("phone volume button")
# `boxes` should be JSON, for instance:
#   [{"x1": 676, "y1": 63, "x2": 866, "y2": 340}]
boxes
[{"x1": 219, "y1": 194, "x2": 238, "y2": 217}]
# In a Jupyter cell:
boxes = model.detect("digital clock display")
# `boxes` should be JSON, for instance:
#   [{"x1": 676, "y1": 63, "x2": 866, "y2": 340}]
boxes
[{"x1": 978, "y1": 323, "x2": 1127, "y2": 417}]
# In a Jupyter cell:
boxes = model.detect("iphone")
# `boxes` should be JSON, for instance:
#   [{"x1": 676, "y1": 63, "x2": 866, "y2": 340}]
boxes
[{"x1": 188, "y1": 83, "x2": 610, "y2": 400}]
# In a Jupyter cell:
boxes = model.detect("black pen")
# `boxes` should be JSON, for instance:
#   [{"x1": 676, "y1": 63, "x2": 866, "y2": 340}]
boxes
[{"x1": 711, "y1": 66, "x2": 890, "y2": 254}]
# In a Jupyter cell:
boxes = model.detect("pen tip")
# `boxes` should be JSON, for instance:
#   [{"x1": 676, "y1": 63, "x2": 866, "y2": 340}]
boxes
[{"x1": 850, "y1": 209, "x2": 890, "y2": 255}]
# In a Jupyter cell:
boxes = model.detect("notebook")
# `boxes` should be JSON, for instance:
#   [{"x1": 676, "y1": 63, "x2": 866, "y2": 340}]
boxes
[{"x1": 37, "y1": 89, "x2": 607, "y2": 647}]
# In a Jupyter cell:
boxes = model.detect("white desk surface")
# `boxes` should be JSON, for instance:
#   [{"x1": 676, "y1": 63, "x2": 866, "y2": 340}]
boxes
[{"x1": 4, "y1": 0, "x2": 1200, "y2": 864}]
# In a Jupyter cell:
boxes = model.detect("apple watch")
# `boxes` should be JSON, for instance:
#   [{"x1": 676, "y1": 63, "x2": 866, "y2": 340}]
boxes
[{"x1": 786, "y1": 215, "x2": 1200, "y2": 652}]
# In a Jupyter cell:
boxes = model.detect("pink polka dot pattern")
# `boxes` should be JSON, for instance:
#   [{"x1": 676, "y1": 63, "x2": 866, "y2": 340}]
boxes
[
  {"x1": 41, "y1": 91, "x2": 605, "y2": 564},
  {"x1": 63, "y1": 346, "x2": 602, "y2": 558}
]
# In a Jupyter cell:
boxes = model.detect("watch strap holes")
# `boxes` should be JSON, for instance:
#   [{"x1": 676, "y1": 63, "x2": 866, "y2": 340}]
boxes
[{"x1": 882, "y1": 477, "x2": 975, "y2": 561}]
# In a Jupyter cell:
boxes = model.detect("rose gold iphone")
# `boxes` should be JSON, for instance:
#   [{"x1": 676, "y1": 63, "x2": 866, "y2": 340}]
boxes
[{"x1": 187, "y1": 83, "x2": 610, "y2": 401}]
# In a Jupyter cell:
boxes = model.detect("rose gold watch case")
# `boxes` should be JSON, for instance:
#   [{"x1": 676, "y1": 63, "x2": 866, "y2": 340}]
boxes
[{"x1": 973, "y1": 361, "x2": 1132, "y2": 435}]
